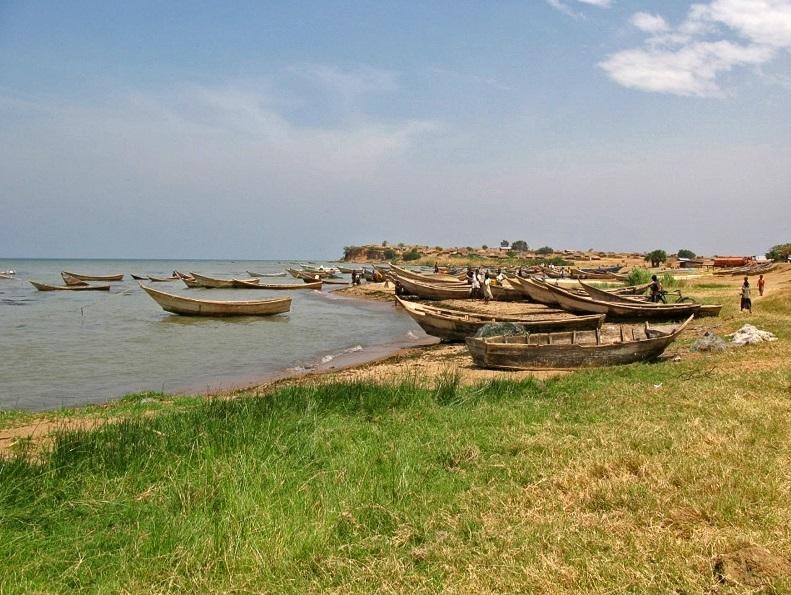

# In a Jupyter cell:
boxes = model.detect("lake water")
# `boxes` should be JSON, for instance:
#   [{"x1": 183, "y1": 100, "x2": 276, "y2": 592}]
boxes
[{"x1": 0, "y1": 259, "x2": 431, "y2": 411}]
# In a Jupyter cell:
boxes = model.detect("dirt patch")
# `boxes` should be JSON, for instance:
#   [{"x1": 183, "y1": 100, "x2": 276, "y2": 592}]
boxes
[
  {"x1": 0, "y1": 417, "x2": 108, "y2": 459},
  {"x1": 713, "y1": 545, "x2": 790, "y2": 587}
]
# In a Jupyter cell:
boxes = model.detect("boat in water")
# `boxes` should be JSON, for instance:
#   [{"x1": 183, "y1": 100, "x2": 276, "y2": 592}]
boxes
[{"x1": 139, "y1": 283, "x2": 291, "y2": 317}]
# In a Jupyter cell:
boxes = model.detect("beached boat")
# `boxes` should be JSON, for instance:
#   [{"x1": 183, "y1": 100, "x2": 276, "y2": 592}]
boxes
[
  {"x1": 231, "y1": 279, "x2": 322, "y2": 290},
  {"x1": 508, "y1": 276, "x2": 558, "y2": 305},
  {"x1": 466, "y1": 316, "x2": 693, "y2": 370},
  {"x1": 569, "y1": 267, "x2": 628, "y2": 281},
  {"x1": 188, "y1": 272, "x2": 259, "y2": 288},
  {"x1": 393, "y1": 275, "x2": 472, "y2": 300},
  {"x1": 388, "y1": 263, "x2": 466, "y2": 284},
  {"x1": 578, "y1": 281, "x2": 649, "y2": 304},
  {"x1": 30, "y1": 281, "x2": 111, "y2": 291},
  {"x1": 147, "y1": 275, "x2": 179, "y2": 282},
  {"x1": 247, "y1": 270, "x2": 288, "y2": 278},
  {"x1": 532, "y1": 279, "x2": 713, "y2": 320},
  {"x1": 139, "y1": 283, "x2": 291, "y2": 316},
  {"x1": 61, "y1": 271, "x2": 124, "y2": 282},
  {"x1": 396, "y1": 297, "x2": 604, "y2": 342}
]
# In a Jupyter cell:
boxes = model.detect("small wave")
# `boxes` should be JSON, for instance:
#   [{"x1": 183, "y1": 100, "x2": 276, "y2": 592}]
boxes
[
  {"x1": 320, "y1": 354, "x2": 334, "y2": 364},
  {"x1": 407, "y1": 331, "x2": 419, "y2": 339},
  {"x1": 344, "y1": 345, "x2": 364, "y2": 354}
]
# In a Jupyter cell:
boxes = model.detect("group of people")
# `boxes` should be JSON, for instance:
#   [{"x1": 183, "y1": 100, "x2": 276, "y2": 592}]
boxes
[
  {"x1": 649, "y1": 273, "x2": 766, "y2": 313},
  {"x1": 466, "y1": 267, "x2": 506, "y2": 303}
]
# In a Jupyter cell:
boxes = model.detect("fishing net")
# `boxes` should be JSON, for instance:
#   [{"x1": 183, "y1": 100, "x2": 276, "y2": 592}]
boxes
[
  {"x1": 730, "y1": 324, "x2": 777, "y2": 346},
  {"x1": 475, "y1": 322, "x2": 530, "y2": 338}
]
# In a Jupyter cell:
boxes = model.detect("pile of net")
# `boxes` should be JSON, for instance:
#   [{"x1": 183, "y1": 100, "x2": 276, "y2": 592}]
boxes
[
  {"x1": 730, "y1": 324, "x2": 778, "y2": 346},
  {"x1": 475, "y1": 322, "x2": 529, "y2": 338},
  {"x1": 690, "y1": 331, "x2": 729, "y2": 352}
]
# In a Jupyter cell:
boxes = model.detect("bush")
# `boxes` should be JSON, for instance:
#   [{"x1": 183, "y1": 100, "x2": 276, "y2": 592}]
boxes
[
  {"x1": 661, "y1": 272, "x2": 680, "y2": 288},
  {"x1": 626, "y1": 267, "x2": 652, "y2": 286},
  {"x1": 511, "y1": 240, "x2": 529, "y2": 252},
  {"x1": 383, "y1": 248, "x2": 396, "y2": 260},
  {"x1": 482, "y1": 245, "x2": 488, "y2": 250},
  {"x1": 677, "y1": 248, "x2": 696, "y2": 259},
  {"x1": 766, "y1": 243, "x2": 791, "y2": 262},
  {"x1": 536, "y1": 246, "x2": 553, "y2": 255},
  {"x1": 402, "y1": 248, "x2": 421, "y2": 261}
]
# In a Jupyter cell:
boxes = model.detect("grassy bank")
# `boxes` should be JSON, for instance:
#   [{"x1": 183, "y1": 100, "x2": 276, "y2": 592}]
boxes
[{"x1": 1, "y1": 285, "x2": 789, "y2": 592}]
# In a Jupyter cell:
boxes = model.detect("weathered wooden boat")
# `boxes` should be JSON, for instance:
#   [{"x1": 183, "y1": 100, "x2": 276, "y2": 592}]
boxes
[
  {"x1": 533, "y1": 279, "x2": 712, "y2": 321},
  {"x1": 147, "y1": 275, "x2": 179, "y2": 282},
  {"x1": 577, "y1": 265, "x2": 623, "y2": 274},
  {"x1": 0, "y1": 273, "x2": 11, "y2": 279},
  {"x1": 508, "y1": 276, "x2": 557, "y2": 305},
  {"x1": 131, "y1": 274, "x2": 147, "y2": 281},
  {"x1": 247, "y1": 270, "x2": 288, "y2": 278},
  {"x1": 312, "y1": 277, "x2": 348, "y2": 285},
  {"x1": 569, "y1": 267, "x2": 627, "y2": 281},
  {"x1": 393, "y1": 275, "x2": 473, "y2": 300},
  {"x1": 60, "y1": 273, "x2": 90, "y2": 287},
  {"x1": 611, "y1": 282, "x2": 651, "y2": 295},
  {"x1": 578, "y1": 281, "x2": 649, "y2": 304},
  {"x1": 30, "y1": 280, "x2": 111, "y2": 291},
  {"x1": 396, "y1": 297, "x2": 604, "y2": 342},
  {"x1": 231, "y1": 278, "x2": 322, "y2": 290},
  {"x1": 188, "y1": 272, "x2": 259, "y2": 288},
  {"x1": 61, "y1": 271, "x2": 124, "y2": 282},
  {"x1": 388, "y1": 263, "x2": 467, "y2": 284},
  {"x1": 466, "y1": 316, "x2": 693, "y2": 370},
  {"x1": 139, "y1": 283, "x2": 291, "y2": 316}
]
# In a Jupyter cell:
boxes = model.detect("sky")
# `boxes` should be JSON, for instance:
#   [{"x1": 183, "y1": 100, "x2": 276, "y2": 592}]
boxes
[{"x1": 1, "y1": 0, "x2": 790, "y2": 259}]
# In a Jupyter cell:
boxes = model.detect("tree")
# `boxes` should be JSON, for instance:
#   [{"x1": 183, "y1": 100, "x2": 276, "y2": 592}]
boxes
[
  {"x1": 481, "y1": 244, "x2": 488, "y2": 250},
  {"x1": 402, "y1": 248, "x2": 421, "y2": 261},
  {"x1": 536, "y1": 246, "x2": 553, "y2": 255},
  {"x1": 677, "y1": 248, "x2": 696, "y2": 259},
  {"x1": 644, "y1": 249, "x2": 667, "y2": 267},
  {"x1": 766, "y1": 243, "x2": 791, "y2": 262},
  {"x1": 511, "y1": 240, "x2": 529, "y2": 252},
  {"x1": 383, "y1": 247, "x2": 396, "y2": 260},
  {"x1": 382, "y1": 240, "x2": 388, "y2": 247},
  {"x1": 500, "y1": 240, "x2": 509, "y2": 247}
]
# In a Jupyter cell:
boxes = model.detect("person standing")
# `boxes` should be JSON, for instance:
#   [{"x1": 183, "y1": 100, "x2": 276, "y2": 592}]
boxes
[
  {"x1": 649, "y1": 275, "x2": 664, "y2": 303},
  {"x1": 470, "y1": 270, "x2": 480, "y2": 299},
  {"x1": 740, "y1": 277, "x2": 752, "y2": 313},
  {"x1": 483, "y1": 275, "x2": 493, "y2": 303},
  {"x1": 758, "y1": 274, "x2": 765, "y2": 296}
]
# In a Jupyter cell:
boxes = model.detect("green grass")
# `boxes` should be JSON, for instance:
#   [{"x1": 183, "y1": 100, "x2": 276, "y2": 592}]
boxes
[{"x1": 1, "y1": 280, "x2": 789, "y2": 592}]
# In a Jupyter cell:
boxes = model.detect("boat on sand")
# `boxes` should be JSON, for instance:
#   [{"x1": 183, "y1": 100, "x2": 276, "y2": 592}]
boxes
[
  {"x1": 466, "y1": 315, "x2": 692, "y2": 370},
  {"x1": 231, "y1": 279, "x2": 322, "y2": 290},
  {"x1": 139, "y1": 283, "x2": 291, "y2": 316},
  {"x1": 396, "y1": 297, "x2": 604, "y2": 342}
]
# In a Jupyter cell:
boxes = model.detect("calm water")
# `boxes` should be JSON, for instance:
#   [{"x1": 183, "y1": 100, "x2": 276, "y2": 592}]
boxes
[{"x1": 0, "y1": 259, "x2": 429, "y2": 411}]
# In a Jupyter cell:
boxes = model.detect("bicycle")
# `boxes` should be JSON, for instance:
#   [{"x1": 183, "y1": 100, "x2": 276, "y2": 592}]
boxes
[{"x1": 656, "y1": 289, "x2": 696, "y2": 304}]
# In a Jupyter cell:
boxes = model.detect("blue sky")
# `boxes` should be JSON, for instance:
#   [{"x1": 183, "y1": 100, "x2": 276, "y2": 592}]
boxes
[{"x1": 1, "y1": 1, "x2": 789, "y2": 259}]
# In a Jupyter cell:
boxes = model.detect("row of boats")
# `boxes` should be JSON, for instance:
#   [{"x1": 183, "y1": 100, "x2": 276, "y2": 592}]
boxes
[{"x1": 385, "y1": 264, "x2": 721, "y2": 370}]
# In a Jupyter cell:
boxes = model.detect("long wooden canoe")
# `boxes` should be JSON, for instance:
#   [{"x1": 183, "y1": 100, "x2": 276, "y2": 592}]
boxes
[
  {"x1": 60, "y1": 273, "x2": 90, "y2": 287},
  {"x1": 388, "y1": 263, "x2": 466, "y2": 284},
  {"x1": 466, "y1": 316, "x2": 692, "y2": 370},
  {"x1": 508, "y1": 276, "x2": 558, "y2": 305},
  {"x1": 569, "y1": 267, "x2": 627, "y2": 281},
  {"x1": 397, "y1": 297, "x2": 604, "y2": 342},
  {"x1": 231, "y1": 278, "x2": 322, "y2": 290},
  {"x1": 139, "y1": 283, "x2": 291, "y2": 316},
  {"x1": 31, "y1": 281, "x2": 111, "y2": 291},
  {"x1": 578, "y1": 281, "x2": 648, "y2": 304},
  {"x1": 534, "y1": 279, "x2": 709, "y2": 321},
  {"x1": 247, "y1": 270, "x2": 288, "y2": 277},
  {"x1": 188, "y1": 272, "x2": 259, "y2": 288},
  {"x1": 393, "y1": 275, "x2": 473, "y2": 300},
  {"x1": 62, "y1": 271, "x2": 124, "y2": 282},
  {"x1": 148, "y1": 275, "x2": 179, "y2": 282}
]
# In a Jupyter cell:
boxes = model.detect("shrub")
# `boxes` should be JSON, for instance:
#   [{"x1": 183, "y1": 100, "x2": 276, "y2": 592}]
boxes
[
  {"x1": 536, "y1": 246, "x2": 553, "y2": 255},
  {"x1": 402, "y1": 248, "x2": 421, "y2": 261},
  {"x1": 511, "y1": 240, "x2": 529, "y2": 252},
  {"x1": 500, "y1": 240, "x2": 509, "y2": 247},
  {"x1": 626, "y1": 267, "x2": 652, "y2": 286},
  {"x1": 383, "y1": 248, "x2": 396, "y2": 260}
]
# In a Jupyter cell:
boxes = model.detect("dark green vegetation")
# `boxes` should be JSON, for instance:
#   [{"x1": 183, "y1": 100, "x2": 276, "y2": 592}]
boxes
[
  {"x1": 677, "y1": 248, "x2": 696, "y2": 259},
  {"x1": 644, "y1": 249, "x2": 667, "y2": 267},
  {"x1": 766, "y1": 243, "x2": 791, "y2": 262},
  {"x1": 1, "y1": 285, "x2": 789, "y2": 592}
]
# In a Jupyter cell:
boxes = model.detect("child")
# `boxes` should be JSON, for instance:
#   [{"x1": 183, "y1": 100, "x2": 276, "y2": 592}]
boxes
[
  {"x1": 740, "y1": 277, "x2": 752, "y2": 313},
  {"x1": 758, "y1": 274, "x2": 765, "y2": 296}
]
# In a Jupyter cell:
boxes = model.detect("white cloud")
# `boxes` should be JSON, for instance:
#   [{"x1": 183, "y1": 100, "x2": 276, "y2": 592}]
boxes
[
  {"x1": 600, "y1": 41, "x2": 773, "y2": 96},
  {"x1": 631, "y1": 12, "x2": 668, "y2": 33},
  {"x1": 601, "y1": 0, "x2": 791, "y2": 96},
  {"x1": 577, "y1": 0, "x2": 611, "y2": 6},
  {"x1": 546, "y1": 0, "x2": 611, "y2": 18}
]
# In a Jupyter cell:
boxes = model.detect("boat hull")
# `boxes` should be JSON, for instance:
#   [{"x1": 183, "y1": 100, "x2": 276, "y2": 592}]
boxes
[{"x1": 140, "y1": 284, "x2": 291, "y2": 316}]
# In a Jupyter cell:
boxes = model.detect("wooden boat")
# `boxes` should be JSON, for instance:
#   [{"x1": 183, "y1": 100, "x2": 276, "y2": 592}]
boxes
[
  {"x1": 30, "y1": 280, "x2": 111, "y2": 291},
  {"x1": 393, "y1": 275, "x2": 473, "y2": 300},
  {"x1": 231, "y1": 278, "x2": 322, "y2": 290},
  {"x1": 131, "y1": 274, "x2": 148, "y2": 280},
  {"x1": 147, "y1": 275, "x2": 179, "y2": 282},
  {"x1": 611, "y1": 282, "x2": 651, "y2": 295},
  {"x1": 577, "y1": 265, "x2": 623, "y2": 274},
  {"x1": 313, "y1": 278, "x2": 348, "y2": 285},
  {"x1": 466, "y1": 316, "x2": 692, "y2": 370},
  {"x1": 61, "y1": 273, "x2": 89, "y2": 287},
  {"x1": 247, "y1": 270, "x2": 288, "y2": 278},
  {"x1": 569, "y1": 267, "x2": 627, "y2": 281},
  {"x1": 508, "y1": 276, "x2": 557, "y2": 305},
  {"x1": 532, "y1": 279, "x2": 710, "y2": 321},
  {"x1": 0, "y1": 273, "x2": 11, "y2": 279},
  {"x1": 139, "y1": 283, "x2": 291, "y2": 316},
  {"x1": 396, "y1": 297, "x2": 604, "y2": 342},
  {"x1": 188, "y1": 272, "x2": 259, "y2": 288},
  {"x1": 578, "y1": 281, "x2": 649, "y2": 304},
  {"x1": 388, "y1": 263, "x2": 467, "y2": 284},
  {"x1": 61, "y1": 271, "x2": 124, "y2": 282}
]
